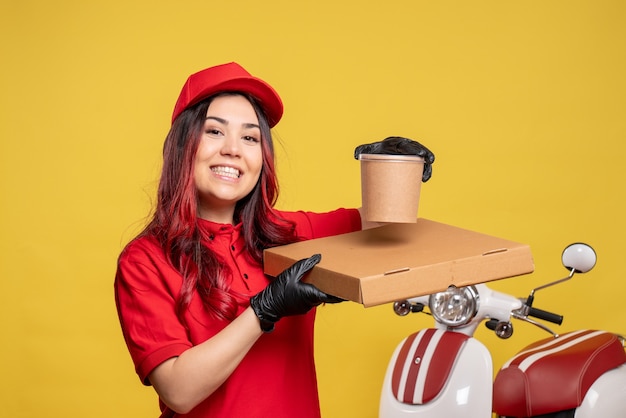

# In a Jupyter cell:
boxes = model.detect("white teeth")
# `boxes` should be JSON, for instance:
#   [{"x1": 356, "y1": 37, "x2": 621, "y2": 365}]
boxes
[{"x1": 211, "y1": 166, "x2": 240, "y2": 178}]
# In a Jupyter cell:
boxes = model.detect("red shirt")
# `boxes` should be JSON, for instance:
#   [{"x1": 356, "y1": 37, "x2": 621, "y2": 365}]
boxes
[{"x1": 115, "y1": 209, "x2": 361, "y2": 418}]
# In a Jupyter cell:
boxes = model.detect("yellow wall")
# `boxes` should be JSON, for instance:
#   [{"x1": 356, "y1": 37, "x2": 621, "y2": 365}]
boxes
[{"x1": 2, "y1": 1, "x2": 625, "y2": 416}]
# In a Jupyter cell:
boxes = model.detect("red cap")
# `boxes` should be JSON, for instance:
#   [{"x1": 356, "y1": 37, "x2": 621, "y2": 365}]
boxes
[{"x1": 171, "y1": 62, "x2": 284, "y2": 127}]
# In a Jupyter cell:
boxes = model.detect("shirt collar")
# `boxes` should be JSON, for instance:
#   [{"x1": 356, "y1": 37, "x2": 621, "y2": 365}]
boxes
[{"x1": 197, "y1": 218, "x2": 243, "y2": 236}]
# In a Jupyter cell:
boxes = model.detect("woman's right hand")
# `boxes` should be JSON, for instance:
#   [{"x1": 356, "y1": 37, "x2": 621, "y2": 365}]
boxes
[{"x1": 250, "y1": 254, "x2": 342, "y2": 332}]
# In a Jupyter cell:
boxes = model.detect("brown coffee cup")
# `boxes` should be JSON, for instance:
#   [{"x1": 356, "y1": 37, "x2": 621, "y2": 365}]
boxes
[{"x1": 359, "y1": 154, "x2": 425, "y2": 223}]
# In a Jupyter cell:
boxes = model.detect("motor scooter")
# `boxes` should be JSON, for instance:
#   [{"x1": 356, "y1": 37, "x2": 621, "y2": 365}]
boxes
[{"x1": 380, "y1": 243, "x2": 626, "y2": 417}]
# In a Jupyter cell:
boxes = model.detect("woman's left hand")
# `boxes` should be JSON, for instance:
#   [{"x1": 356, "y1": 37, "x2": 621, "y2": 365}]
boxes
[{"x1": 354, "y1": 136, "x2": 435, "y2": 182}]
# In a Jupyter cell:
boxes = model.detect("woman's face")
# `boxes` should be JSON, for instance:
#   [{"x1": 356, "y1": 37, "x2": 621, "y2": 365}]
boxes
[{"x1": 194, "y1": 94, "x2": 263, "y2": 222}]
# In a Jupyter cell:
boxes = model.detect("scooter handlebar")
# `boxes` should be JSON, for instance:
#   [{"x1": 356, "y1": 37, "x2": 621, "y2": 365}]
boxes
[{"x1": 528, "y1": 307, "x2": 563, "y2": 325}]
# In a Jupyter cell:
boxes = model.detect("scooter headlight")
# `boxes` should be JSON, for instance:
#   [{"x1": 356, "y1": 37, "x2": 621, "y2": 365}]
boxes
[{"x1": 429, "y1": 286, "x2": 479, "y2": 327}]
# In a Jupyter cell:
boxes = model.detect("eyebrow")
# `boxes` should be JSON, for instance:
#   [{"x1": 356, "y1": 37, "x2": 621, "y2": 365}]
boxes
[{"x1": 205, "y1": 116, "x2": 260, "y2": 130}]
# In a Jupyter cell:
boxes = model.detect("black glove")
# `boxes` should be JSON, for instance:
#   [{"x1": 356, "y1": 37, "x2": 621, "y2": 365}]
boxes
[
  {"x1": 251, "y1": 254, "x2": 342, "y2": 332},
  {"x1": 354, "y1": 136, "x2": 435, "y2": 182}
]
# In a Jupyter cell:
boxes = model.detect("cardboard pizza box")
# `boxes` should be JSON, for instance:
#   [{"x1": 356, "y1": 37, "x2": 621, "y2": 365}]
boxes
[{"x1": 263, "y1": 218, "x2": 534, "y2": 307}]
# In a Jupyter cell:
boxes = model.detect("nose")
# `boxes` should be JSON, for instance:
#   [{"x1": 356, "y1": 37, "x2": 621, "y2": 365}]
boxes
[{"x1": 220, "y1": 133, "x2": 241, "y2": 157}]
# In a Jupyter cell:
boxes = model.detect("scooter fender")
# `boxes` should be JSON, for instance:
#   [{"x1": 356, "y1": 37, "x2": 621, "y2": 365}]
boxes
[
  {"x1": 574, "y1": 364, "x2": 626, "y2": 418},
  {"x1": 380, "y1": 328, "x2": 492, "y2": 418}
]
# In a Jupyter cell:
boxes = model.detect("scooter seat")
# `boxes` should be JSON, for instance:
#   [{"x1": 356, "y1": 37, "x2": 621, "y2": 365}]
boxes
[{"x1": 493, "y1": 329, "x2": 626, "y2": 417}]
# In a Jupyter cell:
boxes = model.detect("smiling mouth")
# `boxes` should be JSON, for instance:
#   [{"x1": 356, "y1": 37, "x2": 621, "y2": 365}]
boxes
[{"x1": 211, "y1": 166, "x2": 241, "y2": 179}]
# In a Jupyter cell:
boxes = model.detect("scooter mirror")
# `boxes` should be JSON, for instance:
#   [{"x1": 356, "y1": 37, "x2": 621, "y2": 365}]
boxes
[
  {"x1": 562, "y1": 243, "x2": 596, "y2": 273},
  {"x1": 527, "y1": 242, "x2": 597, "y2": 303}
]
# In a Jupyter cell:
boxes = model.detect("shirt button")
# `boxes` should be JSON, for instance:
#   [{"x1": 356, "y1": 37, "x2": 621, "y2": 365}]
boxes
[
  {"x1": 231, "y1": 245, "x2": 235, "y2": 251},
  {"x1": 243, "y1": 274, "x2": 249, "y2": 280}
]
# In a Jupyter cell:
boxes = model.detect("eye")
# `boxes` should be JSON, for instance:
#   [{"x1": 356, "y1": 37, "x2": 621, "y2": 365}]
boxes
[
  {"x1": 243, "y1": 135, "x2": 260, "y2": 144},
  {"x1": 204, "y1": 128, "x2": 223, "y2": 138}
]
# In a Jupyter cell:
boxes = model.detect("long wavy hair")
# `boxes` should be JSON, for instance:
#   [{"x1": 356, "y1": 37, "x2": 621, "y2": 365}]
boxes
[{"x1": 139, "y1": 92, "x2": 298, "y2": 321}]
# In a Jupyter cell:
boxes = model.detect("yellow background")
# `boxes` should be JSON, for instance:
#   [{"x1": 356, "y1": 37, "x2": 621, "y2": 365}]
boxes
[{"x1": 2, "y1": 1, "x2": 625, "y2": 416}]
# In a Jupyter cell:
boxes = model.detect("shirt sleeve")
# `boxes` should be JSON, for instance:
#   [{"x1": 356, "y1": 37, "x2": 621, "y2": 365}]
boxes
[
  {"x1": 279, "y1": 208, "x2": 362, "y2": 240},
  {"x1": 114, "y1": 238, "x2": 192, "y2": 385}
]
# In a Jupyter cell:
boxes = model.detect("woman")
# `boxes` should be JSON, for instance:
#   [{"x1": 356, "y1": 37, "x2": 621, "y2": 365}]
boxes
[{"x1": 115, "y1": 62, "x2": 434, "y2": 417}]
